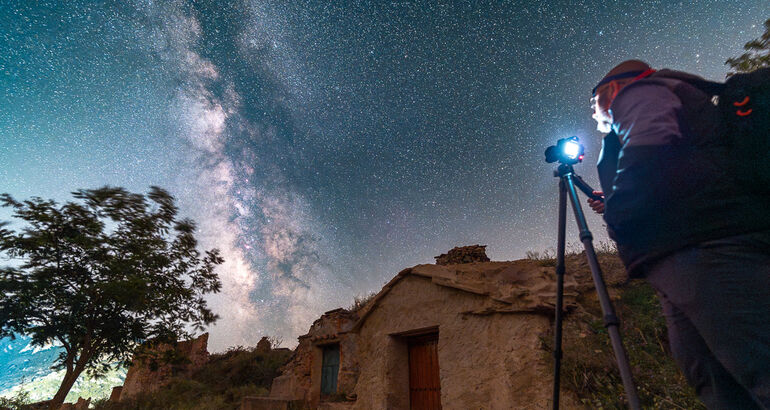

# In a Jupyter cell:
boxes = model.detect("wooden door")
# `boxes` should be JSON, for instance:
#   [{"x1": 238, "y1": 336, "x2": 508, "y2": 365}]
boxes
[{"x1": 408, "y1": 333, "x2": 441, "y2": 410}]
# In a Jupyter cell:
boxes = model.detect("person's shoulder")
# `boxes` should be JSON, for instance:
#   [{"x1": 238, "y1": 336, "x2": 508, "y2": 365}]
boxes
[
  {"x1": 617, "y1": 79, "x2": 679, "y2": 101},
  {"x1": 651, "y1": 69, "x2": 710, "y2": 85},
  {"x1": 610, "y1": 80, "x2": 685, "y2": 144},
  {"x1": 611, "y1": 80, "x2": 680, "y2": 115}
]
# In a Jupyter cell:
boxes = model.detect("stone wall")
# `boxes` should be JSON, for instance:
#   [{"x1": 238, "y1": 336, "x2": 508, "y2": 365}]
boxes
[
  {"x1": 434, "y1": 244, "x2": 490, "y2": 265},
  {"x1": 269, "y1": 309, "x2": 359, "y2": 408},
  {"x1": 351, "y1": 271, "x2": 580, "y2": 409}
]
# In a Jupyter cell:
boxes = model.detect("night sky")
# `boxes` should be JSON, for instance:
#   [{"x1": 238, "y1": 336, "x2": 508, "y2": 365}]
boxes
[{"x1": 1, "y1": 0, "x2": 766, "y2": 350}]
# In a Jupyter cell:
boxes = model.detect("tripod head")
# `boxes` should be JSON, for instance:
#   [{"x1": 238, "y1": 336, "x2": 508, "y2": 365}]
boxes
[{"x1": 546, "y1": 137, "x2": 603, "y2": 202}]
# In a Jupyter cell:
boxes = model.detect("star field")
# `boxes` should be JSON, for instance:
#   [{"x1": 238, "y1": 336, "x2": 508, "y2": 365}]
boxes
[{"x1": 0, "y1": 0, "x2": 766, "y2": 350}]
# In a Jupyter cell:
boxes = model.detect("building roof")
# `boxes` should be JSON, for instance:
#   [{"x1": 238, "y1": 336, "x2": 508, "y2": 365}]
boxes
[{"x1": 351, "y1": 259, "x2": 583, "y2": 333}]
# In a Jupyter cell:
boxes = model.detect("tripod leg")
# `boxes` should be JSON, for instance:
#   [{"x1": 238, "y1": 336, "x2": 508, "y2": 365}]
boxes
[
  {"x1": 564, "y1": 174, "x2": 642, "y2": 410},
  {"x1": 553, "y1": 178, "x2": 567, "y2": 410}
]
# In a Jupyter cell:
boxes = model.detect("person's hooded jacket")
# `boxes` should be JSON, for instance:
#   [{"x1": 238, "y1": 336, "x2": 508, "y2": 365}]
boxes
[{"x1": 598, "y1": 69, "x2": 770, "y2": 277}]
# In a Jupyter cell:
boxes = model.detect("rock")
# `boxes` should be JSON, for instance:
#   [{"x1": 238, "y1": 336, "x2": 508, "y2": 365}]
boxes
[
  {"x1": 256, "y1": 336, "x2": 272, "y2": 353},
  {"x1": 73, "y1": 397, "x2": 89, "y2": 410},
  {"x1": 119, "y1": 333, "x2": 209, "y2": 401},
  {"x1": 434, "y1": 244, "x2": 490, "y2": 265},
  {"x1": 108, "y1": 386, "x2": 122, "y2": 402}
]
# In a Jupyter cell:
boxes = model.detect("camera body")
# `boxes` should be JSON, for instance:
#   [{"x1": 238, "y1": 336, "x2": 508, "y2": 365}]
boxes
[{"x1": 545, "y1": 136, "x2": 584, "y2": 165}]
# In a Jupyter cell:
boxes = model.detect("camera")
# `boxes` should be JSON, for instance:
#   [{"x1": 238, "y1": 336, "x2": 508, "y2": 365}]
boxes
[{"x1": 544, "y1": 136, "x2": 585, "y2": 165}]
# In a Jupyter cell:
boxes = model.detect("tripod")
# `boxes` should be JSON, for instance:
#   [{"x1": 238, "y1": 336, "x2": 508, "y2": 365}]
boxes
[{"x1": 551, "y1": 163, "x2": 641, "y2": 410}]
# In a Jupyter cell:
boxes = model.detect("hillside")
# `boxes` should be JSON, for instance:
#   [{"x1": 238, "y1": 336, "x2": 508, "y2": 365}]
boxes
[
  {"x1": 3, "y1": 249, "x2": 703, "y2": 409},
  {"x1": 92, "y1": 345, "x2": 292, "y2": 410},
  {"x1": 537, "y1": 251, "x2": 704, "y2": 408}
]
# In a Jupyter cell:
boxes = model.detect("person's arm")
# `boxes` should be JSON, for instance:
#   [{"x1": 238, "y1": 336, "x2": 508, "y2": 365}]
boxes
[
  {"x1": 591, "y1": 131, "x2": 621, "y2": 215},
  {"x1": 603, "y1": 83, "x2": 684, "y2": 241}
]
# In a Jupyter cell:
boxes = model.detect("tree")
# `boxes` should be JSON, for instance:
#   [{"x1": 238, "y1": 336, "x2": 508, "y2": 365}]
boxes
[
  {"x1": 0, "y1": 186, "x2": 223, "y2": 409},
  {"x1": 726, "y1": 18, "x2": 770, "y2": 75}
]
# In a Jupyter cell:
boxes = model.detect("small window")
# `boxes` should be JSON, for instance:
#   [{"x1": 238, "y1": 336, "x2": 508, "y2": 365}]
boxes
[{"x1": 321, "y1": 344, "x2": 340, "y2": 395}]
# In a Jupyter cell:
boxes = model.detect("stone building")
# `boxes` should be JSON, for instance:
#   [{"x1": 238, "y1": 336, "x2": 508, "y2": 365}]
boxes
[{"x1": 244, "y1": 246, "x2": 587, "y2": 409}]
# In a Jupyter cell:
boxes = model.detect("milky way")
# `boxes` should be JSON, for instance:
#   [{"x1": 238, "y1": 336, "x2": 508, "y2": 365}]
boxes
[{"x1": 0, "y1": 0, "x2": 766, "y2": 350}]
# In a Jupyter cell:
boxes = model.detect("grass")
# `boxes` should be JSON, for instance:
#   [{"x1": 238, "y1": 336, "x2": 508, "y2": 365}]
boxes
[
  {"x1": 348, "y1": 291, "x2": 377, "y2": 312},
  {"x1": 540, "y1": 252, "x2": 704, "y2": 409},
  {"x1": 0, "y1": 391, "x2": 30, "y2": 410},
  {"x1": 92, "y1": 346, "x2": 292, "y2": 410},
  {"x1": 526, "y1": 240, "x2": 618, "y2": 267},
  {"x1": 525, "y1": 249, "x2": 557, "y2": 266}
]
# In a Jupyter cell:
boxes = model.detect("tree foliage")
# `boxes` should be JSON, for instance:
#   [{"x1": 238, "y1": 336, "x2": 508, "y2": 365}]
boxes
[
  {"x1": 0, "y1": 186, "x2": 223, "y2": 408},
  {"x1": 726, "y1": 18, "x2": 770, "y2": 75}
]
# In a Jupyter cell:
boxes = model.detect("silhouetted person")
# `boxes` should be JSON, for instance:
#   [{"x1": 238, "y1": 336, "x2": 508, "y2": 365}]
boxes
[{"x1": 589, "y1": 60, "x2": 770, "y2": 409}]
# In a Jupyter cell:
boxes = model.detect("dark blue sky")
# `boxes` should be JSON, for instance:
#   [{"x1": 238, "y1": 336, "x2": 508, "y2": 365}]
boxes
[{"x1": 0, "y1": 0, "x2": 766, "y2": 349}]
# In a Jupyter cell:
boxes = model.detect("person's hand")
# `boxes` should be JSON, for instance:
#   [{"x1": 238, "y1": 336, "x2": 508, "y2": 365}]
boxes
[{"x1": 587, "y1": 191, "x2": 605, "y2": 214}]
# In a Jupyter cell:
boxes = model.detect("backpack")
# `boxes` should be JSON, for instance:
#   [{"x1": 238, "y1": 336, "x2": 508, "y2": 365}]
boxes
[
  {"x1": 679, "y1": 68, "x2": 770, "y2": 186},
  {"x1": 603, "y1": 68, "x2": 770, "y2": 275}
]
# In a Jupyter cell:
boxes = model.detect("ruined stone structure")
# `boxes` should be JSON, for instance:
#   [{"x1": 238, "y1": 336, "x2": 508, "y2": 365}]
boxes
[
  {"x1": 244, "y1": 247, "x2": 589, "y2": 409},
  {"x1": 262, "y1": 308, "x2": 360, "y2": 409},
  {"x1": 434, "y1": 244, "x2": 490, "y2": 265},
  {"x1": 111, "y1": 333, "x2": 210, "y2": 402}
]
